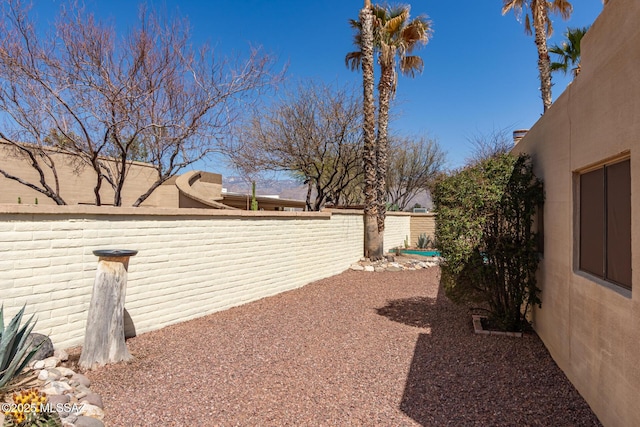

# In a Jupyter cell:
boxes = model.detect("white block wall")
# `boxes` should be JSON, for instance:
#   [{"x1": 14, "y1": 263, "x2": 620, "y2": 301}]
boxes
[
  {"x1": 0, "y1": 207, "x2": 408, "y2": 349},
  {"x1": 383, "y1": 213, "x2": 412, "y2": 253}
]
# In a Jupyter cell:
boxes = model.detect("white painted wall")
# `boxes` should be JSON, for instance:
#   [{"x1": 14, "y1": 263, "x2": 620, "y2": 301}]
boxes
[
  {"x1": 383, "y1": 213, "x2": 412, "y2": 253},
  {"x1": 0, "y1": 207, "x2": 408, "y2": 349}
]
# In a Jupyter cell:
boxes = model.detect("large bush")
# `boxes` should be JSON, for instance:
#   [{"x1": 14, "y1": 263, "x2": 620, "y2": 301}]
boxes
[{"x1": 433, "y1": 153, "x2": 544, "y2": 331}]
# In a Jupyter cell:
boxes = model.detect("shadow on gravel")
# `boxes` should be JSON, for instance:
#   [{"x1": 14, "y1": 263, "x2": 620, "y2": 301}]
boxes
[
  {"x1": 377, "y1": 284, "x2": 603, "y2": 427},
  {"x1": 375, "y1": 297, "x2": 436, "y2": 329}
]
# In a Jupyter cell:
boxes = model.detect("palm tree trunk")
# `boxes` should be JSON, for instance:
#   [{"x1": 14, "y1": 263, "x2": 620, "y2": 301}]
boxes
[
  {"x1": 376, "y1": 54, "x2": 395, "y2": 233},
  {"x1": 533, "y1": 0, "x2": 553, "y2": 112},
  {"x1": 360, "y1": 2, "x2": 382, "y2": 260}
]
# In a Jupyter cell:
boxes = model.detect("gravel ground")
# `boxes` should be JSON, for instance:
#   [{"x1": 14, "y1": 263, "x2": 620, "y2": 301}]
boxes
[{"x1": 84, "y1": 268, "x2": 602, "y2": 426}]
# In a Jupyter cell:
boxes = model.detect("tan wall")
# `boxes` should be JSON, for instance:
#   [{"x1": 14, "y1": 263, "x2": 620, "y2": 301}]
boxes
[
  {"x1": 410, "y1": 213, "x2": 436, "y2": 247},
  {"x1": 0, "y1": 143, "x2": 178, "y2": 208},
  {"x1": 511, "y1": 1, "x2": 640, "y2": 425},
  {"x1": 0, "y1": 206, "x2": 410, "y2": 350}
]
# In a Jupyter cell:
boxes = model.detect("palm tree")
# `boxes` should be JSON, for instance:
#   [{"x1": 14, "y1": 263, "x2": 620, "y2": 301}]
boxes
[
  {"x1": 502, "y1": 0, "x2": 572, "y2": 112},
  {"x1": 370, "y1": 5, "x2": 431, "y2": 232},
  {"x1": 347, "y1": 3, "x2": 431, "y2": 256},
  {"x1": 550, "y1": 26, "x2": 589, "y2": 78},
  {"x1": 356, "y1": 0, "x2": 382, "y2": 259}
]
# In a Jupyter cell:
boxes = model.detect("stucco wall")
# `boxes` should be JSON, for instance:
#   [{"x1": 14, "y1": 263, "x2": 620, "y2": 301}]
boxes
[
  {"x1": 511, "y1": 1, "x2": 640, "y2": 425},
  {"x1": 409, "y1": 214, "x2": 436, "y2": 247},
  {"x1": 383, "y1": 213, "x2": 411, "y2": 253},
  {"x1": 0, "y1": 143, "x2": 176, "y2": 208},
  {"x1": 0, "y1": 206, "x2": 377, "y2": 349}
]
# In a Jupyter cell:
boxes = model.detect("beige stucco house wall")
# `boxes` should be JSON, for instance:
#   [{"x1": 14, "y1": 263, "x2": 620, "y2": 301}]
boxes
[
  {"x1": 0, "y1": 144, "x2": 306, "y2": 210},
  {"x1": 511, "y1": 1, "x2": 639, "y2": 425}
]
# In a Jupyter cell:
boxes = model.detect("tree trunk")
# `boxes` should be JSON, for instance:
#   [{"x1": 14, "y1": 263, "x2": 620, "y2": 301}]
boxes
[
  {"x1": 360, "y1": 2, "x2": 383, "y2": 260},
  {"x1": 79, "y1": 253, "x2": 135, "y2": 369},
  {"x1": 533, "y1": 0, "x2": 553, "y2": 112},
  {"x1": 376, "y1": 54, "x2": 395, "y2": 232}
]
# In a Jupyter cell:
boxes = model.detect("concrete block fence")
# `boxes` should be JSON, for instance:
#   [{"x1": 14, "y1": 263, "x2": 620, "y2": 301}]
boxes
[{"x1": 0, "y1": 206, "x2": 422, "y2": 349}]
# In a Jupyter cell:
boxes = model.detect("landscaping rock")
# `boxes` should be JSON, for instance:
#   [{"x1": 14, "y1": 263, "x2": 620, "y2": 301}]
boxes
[
  {"x1": 74, "y1": 416, "x2": 104, "y2": 427},
  {"x1": 80, "y1": 393, "x2": 104, "y2": 409},
  {"x1": 26, "y1": 333, "x2": 54, "y2": 361}
]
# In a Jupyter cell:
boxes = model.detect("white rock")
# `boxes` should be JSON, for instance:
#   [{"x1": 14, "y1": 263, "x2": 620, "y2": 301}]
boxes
[
  {"x1": 349, "y1": 265, "x2": 364, "y2": 271},
  {"x1": 78, "y1": 403, "x2": 105, "y2": 420},
  {"x1": 57, "y1": 367, "x2": 76, "y2": 377},
  {"x1": 34, "y1": 360, "x2": 45, "y2": 370},
  {"x1": 42, "y1": 356, "x2": 60, "y2": 369},
  {"x1": 54, "y1": 349, "x2": 69, "y2": 361},
  {"x1": 364, "y1": 266, "x2": 375, "y2": 272},
  {"x1": 37, "y1": 369, "x2": 49, "y2": 381},
  {"x1": 42, "y1": 380, "x2": 73, "y2": 395}
]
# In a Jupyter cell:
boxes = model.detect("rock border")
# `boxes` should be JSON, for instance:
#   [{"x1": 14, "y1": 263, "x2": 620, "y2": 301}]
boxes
[
  {"x1": 349, "y1": 255, "x2": 441, "y2": 272},
  {"x1": 1, "y1": 349, "x2": 105, "y2": 427},
  {"x1": 472, "y1": 315, "x2": 523, "y2": 338}
]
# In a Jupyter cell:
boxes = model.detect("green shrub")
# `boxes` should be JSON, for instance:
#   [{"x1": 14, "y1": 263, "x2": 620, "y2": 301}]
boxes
[
  {"x1": 0, "y1": 306, "x2": 41, "y2": 394},
  {"x1": 433, "y1": 153, "x2": 544, "y2": 331}
]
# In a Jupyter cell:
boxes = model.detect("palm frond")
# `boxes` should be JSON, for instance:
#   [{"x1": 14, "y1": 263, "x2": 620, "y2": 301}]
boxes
[
  {"x1": 385, "y1": 11, "x2": 409, "y2": 36},
  {"x1": 401, "y1": 17, "x2": 431, "y2": 47},
  {"x1": 400, "y1": 56, "x2": 424, "y2": 77},
  {"x1": 345, "y1": 51, "x2": 363, "y2": 72},
  {"x1": 551, "y1": 0, "x2": 573, "y2": 20}
]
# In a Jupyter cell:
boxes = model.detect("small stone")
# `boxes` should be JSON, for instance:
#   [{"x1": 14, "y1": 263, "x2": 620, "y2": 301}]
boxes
[
  {"x1": 363, "y1": 266, "x2": 374, "y2": 272},
  {"x1": 374, "y1": 267, "x2": 385, "y2": 272},
  {"x1": 48, "y1": 394, "x2": 71, "y2": 406},
  {"x1": 75, "y1": 391, "x2": 88, "y2": 400},
  {"x1": 38, "y1": 369, "x2": 49, "y2": 381},
  {"x1": 64, "y1": 414, "x2": 78, "y2": 424},
  {"x1": 384, "y1": 255, "x2": 395, "y2": 262},
  {"x1": 349, "y1": 265, "x2": 364, "y2": 271},
  {"x1": 74, "y1": 416, "x2": 105, "y2": 427},
  {"x1": 74, "y1": 384, "x2": 92, "y2": 394},
  {"x1": 54, "y1": 349, "x2": 69, "y2": 362},
  {"x1": 34, "y1": 360, "x2": 45, "y2": 370},
  {"x1": 71, "y1": 373, "x2": 91, "y2": 388},
  {"x1": 78, "y1": 403, "x2": 105, "y2": 420},
  {"x1": 57, "y1": 367, "x2": 76, "y2": 377},
  {"x1": 42, "y1": 380, "x2": 73, "y2": 395},
  {"x1": 42, "y1": 356, "x2": 60, "y2": 369},
  {"x1": 387, "y1": 266, "x2": 402, "y2": 272},
  {"x1": 47, "y1": 368, "x2": 62, "y2": 381},
  {"x1": 80, "y1": 393, "x2": 104, "y2": 409}
]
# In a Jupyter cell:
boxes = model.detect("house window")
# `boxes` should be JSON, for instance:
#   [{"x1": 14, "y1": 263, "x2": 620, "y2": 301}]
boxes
[{"x1": 579, "y1": 159, "x2": 631, "y2": 290}]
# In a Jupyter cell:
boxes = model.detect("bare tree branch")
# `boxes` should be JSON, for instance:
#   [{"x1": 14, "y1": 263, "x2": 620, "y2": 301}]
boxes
[
  {"x1": 0, "y1": 0, "x2": 283, "y2": 206},
  {"x1": 225, "y1": 81, "x2": 364, "y2": 211}
]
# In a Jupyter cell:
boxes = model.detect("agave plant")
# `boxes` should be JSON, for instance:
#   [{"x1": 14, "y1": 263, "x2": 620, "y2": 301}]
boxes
[
  {"x1": 0, "y1": 306, "x2": 41, "y2": 394},
  {"x1": 416, "y1": 233, "x2": 433, "y2": 249}
]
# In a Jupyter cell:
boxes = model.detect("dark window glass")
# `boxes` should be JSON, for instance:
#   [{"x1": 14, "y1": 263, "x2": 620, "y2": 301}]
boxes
[{"x1": 579, "y1": 159, "x2": 631, "y2": 290}]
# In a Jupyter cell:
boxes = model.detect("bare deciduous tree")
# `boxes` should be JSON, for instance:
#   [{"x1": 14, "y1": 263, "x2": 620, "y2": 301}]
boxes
[
  {"x1": 226, "y1": 81, "x2": 363, "y2": 211},
  {"x1": 466, "y1": 127, "x2": 513, "y2": 164},
  {"x1": 0, "y1": 0, "x2": 282, "y2": 206},
  {"x1": 386, "y1": 135, "x2": 445, "y2": 210}
]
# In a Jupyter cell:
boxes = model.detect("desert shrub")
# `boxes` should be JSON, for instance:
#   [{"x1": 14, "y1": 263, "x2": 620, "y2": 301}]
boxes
[{"x1": 433, "y1": 153, "x2": 544, "y2": 331}]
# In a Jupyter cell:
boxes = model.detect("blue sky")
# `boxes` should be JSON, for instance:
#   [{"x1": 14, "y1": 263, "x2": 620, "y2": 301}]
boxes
[{"x1": 35, "y1": 0, "x2": 605, "y2": 174}]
